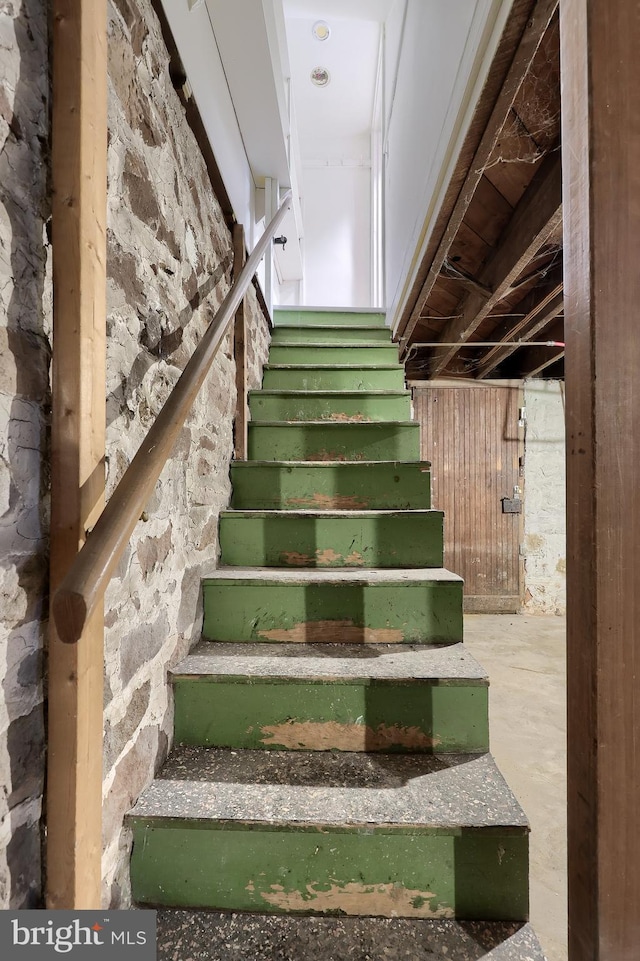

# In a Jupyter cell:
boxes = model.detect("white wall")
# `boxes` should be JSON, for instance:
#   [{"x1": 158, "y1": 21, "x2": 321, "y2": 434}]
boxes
[
  {"x1": 160, "y1": 0, "x2": 255, "y2": 234},
  {"x1": 523, "y1": 380, "x2": 566, "y2": 615},
  {"x1": 384, "y1": 0, "x2": 513, "y2": 328},
  {"x1": 301, "y1": 163, "x2": 371, "y2": 306},
  {"x1": 284, "y1": 12, "x2": 382, "y2": 307},
  {"x1": 159, "y1": 0, "x2": 303, "y2": 311}
]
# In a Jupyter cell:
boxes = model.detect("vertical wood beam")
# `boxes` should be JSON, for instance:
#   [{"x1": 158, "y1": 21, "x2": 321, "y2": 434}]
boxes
[
  {"x1": 47, "y1": 0, "x2": 108, "y2": 908},
  {"x1": 561, "y1": 1, "x2": 640, "y2": 957},
  {"x1": 233, "y1": 224, "x2": 248, "y2": 461}
]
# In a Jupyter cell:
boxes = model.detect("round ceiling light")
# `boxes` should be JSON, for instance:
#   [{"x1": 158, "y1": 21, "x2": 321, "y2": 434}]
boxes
[
  {"x1": 312, "y1": 20, "x2": 331, "y2": 41},
  {"x1": 310, "y1": 66, "x2": 330, "y2": 87}
]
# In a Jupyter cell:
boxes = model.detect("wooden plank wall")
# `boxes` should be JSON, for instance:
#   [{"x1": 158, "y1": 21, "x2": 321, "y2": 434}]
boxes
[{"x1": 413, "y1": 383, "x2": 523, "y2": 611}]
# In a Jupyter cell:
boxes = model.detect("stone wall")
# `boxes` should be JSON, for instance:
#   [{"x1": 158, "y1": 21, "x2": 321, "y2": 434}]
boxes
[
  {"x1": 0, "y1": 0, "x2": 271, "y2": 909},
  {"x1": 102, "y1": 0, "x2": 270, "y2": 906},
  {"x1": 0, "y1": 0, "x2": 50, "y2": 909},
  {"x1": 523, "y1": 380, "x2": 566, "y2": 615}
]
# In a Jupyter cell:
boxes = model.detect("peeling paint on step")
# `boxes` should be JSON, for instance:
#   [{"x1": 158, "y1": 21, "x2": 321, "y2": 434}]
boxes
[
  {"x1": 256, "y1": 881, "x2": 452, "y2": 918},
  {"x1": 288, "y1": 494, "x2": 370, "y2": 510},
  {"x1": 309, "y1": 451, "x2": 352, "y2": 462},
  {"x1": 259, "y1": 719, "x2": 441, "y2": 752},
  {"x1": 279, "y1": 551, "x2": 314, "y2": 567},
  {"x1": 344, "y1": 551, "x2": 365, "y2": 565},
  {"x1": 279, "y1": 549, "x2": 365, "y2": 567},
  {"x1": 316, "y1": 548, "x2": 350, "y2": 565},
  {"x1": 327, "y1": 412, "x2": 368, "y2": 422},
  {"x1": 257, "y1": 620, "x2": 405, "y2": 644}
]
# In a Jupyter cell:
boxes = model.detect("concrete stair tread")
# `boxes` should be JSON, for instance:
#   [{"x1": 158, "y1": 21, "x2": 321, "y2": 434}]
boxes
[
  {"x1": 221, "y1": 508, "x2": 439, "y2": 517},
  {"x1": 231, "y1": 459, "x2": 431, "y2": 467},
  {"x1": 274, "y1": 324, "x2": 388, "y2": 331},
  {"x1": 172, "y1": 641, "x2": 487, "y2": 683},
  {"x1": 273, "y1": 309, "x2": 386, "y2": 326},
  {"x1": 249, "y1": 419, "x2": 417, "y2": 426},
  {"x1": 250, "y1": 389, "x2": 410, "y2": 396},
  {"x1": 265, "y1": 363, "x2": 404, "y2": 370},
  {"x1": 204, "y1": 567, "x2": 462, "y2": 584},
  {"x1": 273, "y1": 341, "x2": 394, "y2": 348},
  {"x1": 130, "y1": 749, "x2": 528, "y2": 831},
  {"x1": 154, "y1": 913, "x2": 546, "y2": 961}
]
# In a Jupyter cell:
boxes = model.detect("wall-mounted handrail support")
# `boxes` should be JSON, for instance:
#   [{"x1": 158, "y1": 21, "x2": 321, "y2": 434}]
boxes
[
  {"x1": 233, "y1": 224, "x2": 248, "y2": 460},
  {"x1": 52, "y1": 191, "x2": 292, "y2": 647}
]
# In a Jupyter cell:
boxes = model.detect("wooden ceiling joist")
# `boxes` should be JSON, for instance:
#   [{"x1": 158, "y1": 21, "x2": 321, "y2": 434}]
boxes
[
  {"x1": 524, "y1": 348, "x2": 565, "y2": 377},
  {"x1": 426, "y1": 150, "x2": 562, "y2": 378},
  {"x1": 475, "y1": 284, "x2": 564, "y2": 378},
  {"x1": 516, "y1": 317, "x2": 565, "y2": 377},
  {"x1": 397, "y1": 0, "x2": 560, "y2": 356}
]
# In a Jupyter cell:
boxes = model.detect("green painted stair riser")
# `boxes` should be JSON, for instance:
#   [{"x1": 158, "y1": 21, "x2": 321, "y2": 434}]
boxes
[
  {"x1": 268, "y1": 345, "x2": 399, "y2": 366},
  {"x1": 219, "y1": 511, "x2": 444, "y2": 568},
  {"x1": 271, "y1": 325, "x2": 391, "y2": 344},
  {"x1": 173, "y1": 679, "x2": 489, "y2": 753},
  {"x1": 229, "y1": 462, "x2": 432, "y2": 511},
  {"x1": 248, "y1": 422, "x2": 420, "y2": 462},
  {"x1": 248, "y1": 391, "x2": 412, "y2": 423},
  {"x1": 274, "y1": 309, "x2": 386, "y2": 327},
  {"x1": 202, "y1": 580, "x2": 463, "y2": 643},
  {"x1": 262, "y1": 366, "x2": 406, "y2": 392},
  {"x1": 130, "y1": 824, "x2": 528, "y2": 920}
]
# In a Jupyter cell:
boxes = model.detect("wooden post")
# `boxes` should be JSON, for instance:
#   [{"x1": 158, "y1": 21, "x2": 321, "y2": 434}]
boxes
[
  {"x1": 233, "y1": 224, "x2": 248, "y2": 460},
  {"x1": 47, "y1": 0, "x2": 108, "y2": 908},
  {"x1": 561, "y1": 1, "x2": 640, "y2": 956}
]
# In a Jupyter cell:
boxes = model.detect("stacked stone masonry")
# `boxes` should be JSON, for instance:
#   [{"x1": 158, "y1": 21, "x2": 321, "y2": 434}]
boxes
[
  {"x1": 0, "y1": 0, "x2": 270, "y2": 908},
  {"x1": 0, "y1": 0, "x2": 50, "y2": 911}
]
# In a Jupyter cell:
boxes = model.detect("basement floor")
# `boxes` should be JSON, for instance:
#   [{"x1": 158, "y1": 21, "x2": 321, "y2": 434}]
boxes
[
  {"x1": 464, "y1": 614, "x2": 567, "y2": 961},
  {"x1": 155, "y1": 614, "x2": 567, "y2": 961}
]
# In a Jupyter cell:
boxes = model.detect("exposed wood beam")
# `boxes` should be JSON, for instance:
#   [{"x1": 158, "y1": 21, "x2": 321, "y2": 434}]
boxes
[
  {"x1": 524, "y1": 348, "x2": 564, "y2": 377},
  {"x1": 561, "y1": 0, "x2": 640, "y2": 957},
  {"x1": 440, "y1": 259, "x2": 493, "y2": 299},
  {"x1": 47, "y1": 0, "x2": 107, "y2": 909},
  {"x1": 397, "y1": 0, "x2": 560, "y2": 354},
  {"x1": 476, "y1": 286, "x2": 564, "y2": 377},
  {"x1": 516, "y1": 318, "x2": 565, "y2": 376},
  {"x1": 427, "y1": 150, "x2": 562, "y2": 378}
]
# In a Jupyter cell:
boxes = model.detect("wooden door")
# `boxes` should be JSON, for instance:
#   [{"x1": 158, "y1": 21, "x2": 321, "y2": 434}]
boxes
[{"x1": 413, "y1": 383, "x2": 524, "y2": 612}]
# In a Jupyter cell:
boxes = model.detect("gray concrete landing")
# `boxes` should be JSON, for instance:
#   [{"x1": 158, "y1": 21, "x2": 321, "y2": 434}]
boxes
[
  {"x1": 464, "y1": 614, "x2": 566, "y2": 961},
  {"x1": 156, "y1": 914, "x2": 545, "y2": 960}
]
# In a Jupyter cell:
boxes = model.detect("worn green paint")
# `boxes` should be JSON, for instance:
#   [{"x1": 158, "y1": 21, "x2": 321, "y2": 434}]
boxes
[
  {"x1": 134, "y1": 294, "x2": 531, "y2": 924},
  {"x1": 219, "y1": 510, "x2": 443, "y2": 568},
  {"x1": 271, "y1": 325, "x2": 391, "y2": 344},
  {"x1": 202, "y1": 579, "x2": 463, "y2": 643},
  {"x1": 130, "y1": 822, "x2": 528, "y2": 920},
  {"x1": 262, "y1": 365, "x2": 406, "y2": 391},
  {"x1": 248, "y1": 422, "x2": 420, "y2": 462},
  {"x1": 248, "y1": 390, "x2": 411, "y2": 423},
  {"x1": 230, "y1": 461, "x2": 432, "y2": 511},
  {"x1": 173, "y1": 678, "x2": 488, "y2": 753},
  {"x1": 268, "y1": 345, "x2": 399, "y2": 366},
  {"x1": 274, "y1": 309, "x2": 386, "y2": 327}
]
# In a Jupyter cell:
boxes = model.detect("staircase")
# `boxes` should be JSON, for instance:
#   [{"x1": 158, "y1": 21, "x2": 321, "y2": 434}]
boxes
[{"x1": 129, "y1": 308, "x2": 545, "y2": 959}]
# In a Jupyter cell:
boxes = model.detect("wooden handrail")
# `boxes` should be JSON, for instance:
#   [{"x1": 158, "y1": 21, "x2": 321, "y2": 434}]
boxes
[{"x1": 53, "y1": 191, "x2": 292, "y2": 645}]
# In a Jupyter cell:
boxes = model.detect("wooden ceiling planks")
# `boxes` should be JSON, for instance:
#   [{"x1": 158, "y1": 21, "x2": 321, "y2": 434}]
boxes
[
  {"x1": 397, "y1": 0, "x2": 564, "y2": 381},
  {"x1": 426, "y1": 151, "x2": 562, "y2": 378},
  {"x1": 396, "y1": 0, "x2": 560, "y2": 358}
]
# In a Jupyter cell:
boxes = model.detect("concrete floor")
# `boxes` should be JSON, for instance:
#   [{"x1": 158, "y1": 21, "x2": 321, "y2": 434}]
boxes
[{"x1": 464, "y1": 614, "x2": 567, "y2": 961}]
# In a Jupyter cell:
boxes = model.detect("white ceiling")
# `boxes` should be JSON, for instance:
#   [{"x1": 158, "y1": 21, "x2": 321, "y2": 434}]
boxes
[
  {"x1": 284, "y1": 0, "x2": 395, "y2": 22},
  {"x1": 283, "y1": 0, "x2": 395, "y2": 162}
]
